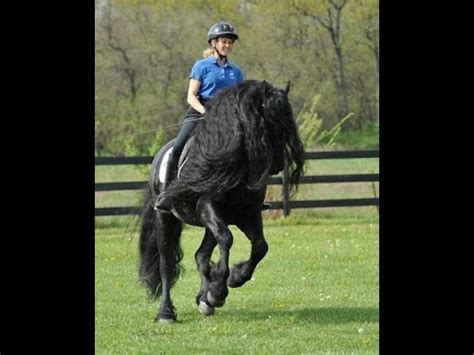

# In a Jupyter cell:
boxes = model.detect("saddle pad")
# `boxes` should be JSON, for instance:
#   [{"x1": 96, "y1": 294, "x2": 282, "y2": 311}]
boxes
[
  {"x1": 157, "y1": 136, "x2": 194, "y2": 183},
  {"x1": 158, "y1": 147, "x2": 173, "y2": 184}
]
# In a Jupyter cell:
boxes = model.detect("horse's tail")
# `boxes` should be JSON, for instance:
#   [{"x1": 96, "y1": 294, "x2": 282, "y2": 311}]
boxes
[
  {"x1": 138, "y1": 189, "x2": 183, "y2": 300},
  {"x1": 138, "y1": 190, "x2": 161, "y2": 299}
]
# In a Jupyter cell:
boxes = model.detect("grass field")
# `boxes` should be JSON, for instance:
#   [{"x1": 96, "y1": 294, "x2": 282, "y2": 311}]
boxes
[
  {"x1": 95, "y1": 155, "x2": 379, "y2": 353},
  {"x1": 95, "y1": 211, "x2": 379, "y2": 354}
]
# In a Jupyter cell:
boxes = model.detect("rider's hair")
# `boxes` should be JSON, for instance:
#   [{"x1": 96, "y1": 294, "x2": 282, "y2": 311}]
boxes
[{"x1": 202, "y1": 48, "x2": 214, "y2": 58}]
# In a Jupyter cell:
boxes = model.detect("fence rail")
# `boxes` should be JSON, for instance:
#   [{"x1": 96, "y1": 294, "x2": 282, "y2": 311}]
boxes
[{"x1": 95, "y1": 150, "x2": 379, "y2": 217}]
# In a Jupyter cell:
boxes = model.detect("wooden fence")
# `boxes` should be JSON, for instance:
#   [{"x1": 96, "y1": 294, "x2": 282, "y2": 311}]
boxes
[{"x1": 95, "y1": 149, "x2": 379, "y2": 217}]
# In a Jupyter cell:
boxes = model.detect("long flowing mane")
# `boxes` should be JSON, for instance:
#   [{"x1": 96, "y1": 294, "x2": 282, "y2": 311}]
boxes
[{"x1": 167, "y1": 80, "x2": 304, "y2": 202}]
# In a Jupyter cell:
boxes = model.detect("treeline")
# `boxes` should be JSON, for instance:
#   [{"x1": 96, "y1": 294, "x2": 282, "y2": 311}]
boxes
[{"x1": 95, "y1": 0, "x2": 378, "y2": 155}]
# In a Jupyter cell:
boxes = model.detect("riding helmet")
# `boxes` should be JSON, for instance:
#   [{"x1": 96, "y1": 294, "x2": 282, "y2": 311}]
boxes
[{"x1": 207, "y1": 21, "x2": 239, "y2": 43}]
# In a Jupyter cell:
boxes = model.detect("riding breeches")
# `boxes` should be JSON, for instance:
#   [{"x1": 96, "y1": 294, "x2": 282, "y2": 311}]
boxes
[
  {"x1": 163, "y1": 106, "x2": 203, "y2": 188},
  {"x1": 171, "y1": 107, "x2": 203, "y2": 162}
]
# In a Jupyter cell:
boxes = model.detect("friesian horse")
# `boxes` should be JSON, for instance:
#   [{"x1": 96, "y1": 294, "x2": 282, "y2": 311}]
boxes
[{"x1": 138, "y1": 80, "x2": 305, "y2": 322}]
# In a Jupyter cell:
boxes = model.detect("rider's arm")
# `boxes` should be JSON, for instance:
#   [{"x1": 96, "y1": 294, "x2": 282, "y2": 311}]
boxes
[{"x1": 187, "y1": 79, "x2": 206, "y2": 115}]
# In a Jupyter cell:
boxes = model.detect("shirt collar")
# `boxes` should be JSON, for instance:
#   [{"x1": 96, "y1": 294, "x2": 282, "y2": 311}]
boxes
[{"x1": 208, "y1": 55, "x2": 229, "y2": 68}]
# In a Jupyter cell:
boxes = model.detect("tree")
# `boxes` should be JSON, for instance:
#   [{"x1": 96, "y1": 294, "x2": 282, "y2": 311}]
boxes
[
  {"x1": 95, "y1": 0, "x2": 379, "y2": 154},
  {"x1": 293, "y1": 0, "x2": 350, "y2": 121}
]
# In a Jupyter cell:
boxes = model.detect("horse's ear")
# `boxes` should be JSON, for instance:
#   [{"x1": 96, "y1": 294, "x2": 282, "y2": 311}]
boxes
[{"x1": 283, "y1": 81, "x2": 291, "y2": 94}]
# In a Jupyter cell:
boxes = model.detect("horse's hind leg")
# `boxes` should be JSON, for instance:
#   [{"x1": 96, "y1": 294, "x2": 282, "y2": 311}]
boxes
[
  {"x1": 196, "y1": 195, "x2": 233, "y2": 308},
  {"x1": 228, "y1": 215, "x2": 268, "y2": 288},
  {"x1": 194, "y1": 230, "x2": 217, "y2": 315},
  {"x1": 155, "y1": 212, "x2": 183, "y2": 322}
]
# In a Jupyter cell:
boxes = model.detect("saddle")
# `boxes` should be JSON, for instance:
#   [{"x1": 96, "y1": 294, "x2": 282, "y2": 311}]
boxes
[{"x1": 149, "y1": 137, "x2": 194, "y2": 198}]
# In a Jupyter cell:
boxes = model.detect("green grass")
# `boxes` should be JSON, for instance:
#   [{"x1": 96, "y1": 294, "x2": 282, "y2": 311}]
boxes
[
  {"x1": 331, "y1": 122, "x2": 379, "y2": 149},
  {"x1": 96, "y1": 213, "x2": 379, "y2": 354}
]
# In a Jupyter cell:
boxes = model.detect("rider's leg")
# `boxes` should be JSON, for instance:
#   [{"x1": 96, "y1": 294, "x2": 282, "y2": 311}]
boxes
[{"x1": 154, "y1": 112, "x2": 201, "y2": 211}]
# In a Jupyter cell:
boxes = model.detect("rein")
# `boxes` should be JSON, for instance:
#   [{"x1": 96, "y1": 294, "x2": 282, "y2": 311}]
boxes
[{"x1": 112, "y1": 117, "x2": 205, "y2": 142}]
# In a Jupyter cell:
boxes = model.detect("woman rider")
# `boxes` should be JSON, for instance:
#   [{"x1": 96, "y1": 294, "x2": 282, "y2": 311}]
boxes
[{"x1": 155, "y1": 21, "x2": 270, "y2": 212}]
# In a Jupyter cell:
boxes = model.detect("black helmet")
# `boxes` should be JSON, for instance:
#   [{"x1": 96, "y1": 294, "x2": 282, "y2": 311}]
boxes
[{"x1": 207, "y1": 21, "x2": 239, "y2": 43}]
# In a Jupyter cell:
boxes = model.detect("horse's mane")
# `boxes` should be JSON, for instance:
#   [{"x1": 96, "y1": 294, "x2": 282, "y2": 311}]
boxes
[{"x1": 167, "y1": 80, "x2": 305, "y2": 202}]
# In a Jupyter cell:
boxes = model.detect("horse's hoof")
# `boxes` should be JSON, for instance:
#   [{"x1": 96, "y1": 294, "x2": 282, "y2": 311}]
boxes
[
  {"x1": 157, "y1": 318, "x2": 176, "y2": 324},
  {"x1": 198, "y1": 301, "x2": 215, "y2": 316},
  {"x1": 207, "y1": 291, "x2": 225, "y2": 308},
  {"x1": 227, "y1": 273, "x2": 243, "y2": 288}
]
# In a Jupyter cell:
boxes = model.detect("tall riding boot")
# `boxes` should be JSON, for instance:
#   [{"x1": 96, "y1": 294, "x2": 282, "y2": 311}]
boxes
[
  {"x1": 154, "y1": 154, "x2": 179, "y2": 212},
  {"x1": 163, "y1": 153, "x2": 179, "y2": 190}
]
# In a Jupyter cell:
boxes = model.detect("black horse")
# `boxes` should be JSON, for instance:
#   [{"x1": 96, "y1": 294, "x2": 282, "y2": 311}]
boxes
[{"x1": 138, "y1": 80, "x2": 305, "y2": 322}]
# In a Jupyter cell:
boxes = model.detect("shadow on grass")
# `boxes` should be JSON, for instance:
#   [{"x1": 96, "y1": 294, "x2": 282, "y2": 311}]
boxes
[{"x1": 224, "y1": 306, "x2": 378, "y2": 325}]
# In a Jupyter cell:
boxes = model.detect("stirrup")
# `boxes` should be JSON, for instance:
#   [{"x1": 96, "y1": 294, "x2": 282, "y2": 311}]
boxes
[{"x1": 153, "y1": 192, "x2": 172, "y2": 212}]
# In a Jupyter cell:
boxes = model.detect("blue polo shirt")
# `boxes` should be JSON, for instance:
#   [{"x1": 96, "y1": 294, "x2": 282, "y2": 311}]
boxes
[{"x1": 189, "y1": 56, "x2": 245, "y2": 101}]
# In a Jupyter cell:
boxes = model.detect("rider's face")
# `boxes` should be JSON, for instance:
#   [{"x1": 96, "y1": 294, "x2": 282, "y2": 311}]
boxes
[{"x1": 213, "y1": 37, "x2": 234, "y2": 56}]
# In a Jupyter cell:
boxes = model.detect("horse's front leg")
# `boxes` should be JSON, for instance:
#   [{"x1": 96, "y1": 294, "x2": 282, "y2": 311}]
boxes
[
  {"x1": 228, "y1": 215, "x2": 268, "y2": 288},
  {"x1": 196, "y1": 195, "x2": 233, "y2": 308},
  {"x1": 195, "y1": 230, "x2": 217, "y2": 315}
]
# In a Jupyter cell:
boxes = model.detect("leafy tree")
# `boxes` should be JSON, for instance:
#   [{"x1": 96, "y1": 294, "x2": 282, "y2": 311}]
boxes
[{"x1": 95, "y1": 0, "x2": 379, "y2": 154}]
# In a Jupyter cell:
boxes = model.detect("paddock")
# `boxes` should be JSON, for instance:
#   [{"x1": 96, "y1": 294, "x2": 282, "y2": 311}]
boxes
[{"x1": 95, "y1": 211, "x2": 379, "y2": 353}]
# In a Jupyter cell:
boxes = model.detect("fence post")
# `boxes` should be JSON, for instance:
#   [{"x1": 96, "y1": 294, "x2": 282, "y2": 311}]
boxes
[{"x1": 282, "y1": 158, "x2": 290, "y2": 217}]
